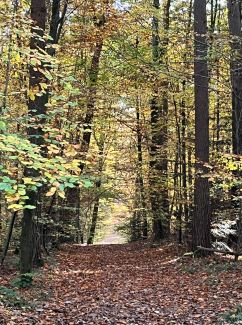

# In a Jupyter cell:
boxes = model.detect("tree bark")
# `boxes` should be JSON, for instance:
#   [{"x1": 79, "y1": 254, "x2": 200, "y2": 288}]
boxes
[
  {"x1": 87, "y1": 181, "x2": 101, "y2": 245},
  {"x1": 227, "y1": 0, "x2": 242, "y2": 155},
  {"x1": 20, "y1": 0, "x2": 47, "y2": 274},
  {"x1": 136, "y1": 99, "x2": 148, "y2": 239},
  {"x1": 150, "y1": 0, "x2": 170, "y2": 241},
  {"x1": 191, "y1": 0, "x2": 211, "y2": 252},
  {"x1": 87, "y1": 137, "x2": 105, "y2": 245},
  {"x1": 1, "y1": 211, "x2": 18, "y2": 264}
]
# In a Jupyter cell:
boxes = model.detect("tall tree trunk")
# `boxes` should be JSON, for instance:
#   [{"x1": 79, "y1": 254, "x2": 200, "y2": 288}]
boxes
[
  {"x1": 181, "y1": 81, "x2": 188, "y2": 225},
  {"x1": 48, "y1": 0, "x2": 68, "y2": 56},
  {"x1": 64, "y1": 40, "x2": 103, "y2": 240},
  {"x1": 20, "y1": 0, "x2": 47, "y2": 274},
  {"x1": 136, "y1": 99, "x2": 148, "y2": 239},
  {"x1": 80, "y1": 41, "x2": 103, "y2": 172},
  {"x1": 150, "y1": 0, "x2": 170, "y2": 241},
  {"x1": 227, "y1": 0, "x2": 242, "y2": 155},
  {"x1": 191, "y1": 0, "x2": 211, "y2": 252},
  {"x1": 87, "y1": 137, "x2": 105, "y2": 245}
]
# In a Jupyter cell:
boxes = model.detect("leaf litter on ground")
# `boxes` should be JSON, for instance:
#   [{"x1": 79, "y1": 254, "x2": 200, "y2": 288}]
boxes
[{"x1": 1, "y1": 241, "x2": 242, "y2": 324}]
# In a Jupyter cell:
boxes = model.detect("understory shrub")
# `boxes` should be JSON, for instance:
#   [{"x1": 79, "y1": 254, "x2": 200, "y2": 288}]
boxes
[{"x1": 0, "y1": 286, "x2": 27, "y2": 307}]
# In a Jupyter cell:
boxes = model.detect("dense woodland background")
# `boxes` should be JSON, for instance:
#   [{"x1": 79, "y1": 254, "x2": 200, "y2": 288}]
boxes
[{"x1": 0, "y1": 0, "x2": 242, "y2": 274}]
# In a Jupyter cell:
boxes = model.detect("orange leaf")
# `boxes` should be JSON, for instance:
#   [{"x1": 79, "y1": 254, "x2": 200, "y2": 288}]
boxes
[{"x1": 46, "y1": 191, "x2": 55, "y2": 196}]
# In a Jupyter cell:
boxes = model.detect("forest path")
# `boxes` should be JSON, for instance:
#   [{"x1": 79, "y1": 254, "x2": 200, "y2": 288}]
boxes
[
  {"x1": 2, "y1": 242, "x2": 242, "y2": 324},
  {"x1": 97, "y1": 227, "x2": 126, "y2": 244}
]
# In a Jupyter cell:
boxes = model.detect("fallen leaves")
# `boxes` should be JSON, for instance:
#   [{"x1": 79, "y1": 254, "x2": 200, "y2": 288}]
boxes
[{"x1": 1, "y1": 241, "x2": 242, "y2": 324}]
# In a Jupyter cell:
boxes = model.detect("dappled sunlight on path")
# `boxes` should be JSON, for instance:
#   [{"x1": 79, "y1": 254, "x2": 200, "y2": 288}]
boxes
[{"x1": 97, "y1": 228, "x2": 126, "y2": 245}]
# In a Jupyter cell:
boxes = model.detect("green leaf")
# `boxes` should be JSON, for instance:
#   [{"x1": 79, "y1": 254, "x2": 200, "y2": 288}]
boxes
[
  {"x1": 65, "y1": 182, "x2": 75, "y2": 188},
  {"x1": 0, "y1": 183, "x2": 7, "y2": 190},
  {"x1": 58, "y1": 192, "x2": 65, "y2": 199},
  {"x1": 68, "y1": 76, "x2": 77, "y2": 81},
  {"x1": 68, "y1": 102, "x2": 77, "y2": 107},
  {"x1": 0, "y1": 121, "x2": 6, "y2": 130},
  {"x1": 23, "y1": 205, "x2": 36, "y2": 209},
  {"x1": 5, "y1": 185, "x2": 12, "y2": 192},
  {"x1": 83, "y1": 181, "x2": 93, "y2": 188},
  {"x1": 18, "y1": 189, "x2": 26, "y2": 196},
  {"x1": 58, "y1": 184, "x2": 64, "y2": 191},
  {"x1": 45, "y1": 74, "x2": 53, "y2": 80}
]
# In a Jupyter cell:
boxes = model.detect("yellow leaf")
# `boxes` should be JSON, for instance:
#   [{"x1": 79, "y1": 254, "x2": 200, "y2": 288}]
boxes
[
  {"x1": 23, "y1": 177, "x2": 35, "y2": 184},
  {"x1": 8, "y1": 203, "x2": 23, "y2": 211},
  {"x1": 40, "y1": 82, "x2": 48, "y2": 89},
  {"x1": 58, "y1": 191, "x2": 65, "y2": 199},
  {"x1": 27, "y1": 90, "x2": 35, "y2": 101}
]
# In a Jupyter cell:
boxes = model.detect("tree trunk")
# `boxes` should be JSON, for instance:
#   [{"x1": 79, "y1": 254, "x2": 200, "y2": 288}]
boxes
[
  {"x1": 20, "y1": 0, "x2": 47, "y2": 274},
  {"x1": 191, "y1": 0, "x2": 211, "y2": 252},
  {"x1": 87, "y1": 181, "x2": 101, "y2": 245},
  {"x1": 87, "y1": 137, "x2": 105, "y2": 245},
  {"x1": 136, "y1": 99, "x2": 148, "y2": 239},
  {"x1": 182, "y1": 81, "x2": 188, "y2": 225},
  {"x1": 48, "y1": 0, "x2": 68, "y2": 56},
  {"x1": 79, "y1": 41, "x2": 103, "y2": 172},
  {"x1": 1, "y1": 211, "x2": 18, "y2": 264},
  {"x1": 227, "y1": 0, "x2": 242, "y2": 155},
  {"x1": 150, "y1": 0, "x2": 170, "y2": 241}
]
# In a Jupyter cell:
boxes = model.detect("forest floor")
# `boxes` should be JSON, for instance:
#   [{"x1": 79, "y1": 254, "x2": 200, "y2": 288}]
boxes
[{"x1": 1, "y1": 240, "x2": 242, "y2": 324}]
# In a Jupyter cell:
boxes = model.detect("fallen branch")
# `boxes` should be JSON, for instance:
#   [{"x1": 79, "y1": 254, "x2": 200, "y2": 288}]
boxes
[{"x1": 197, "y1": 246, "x2": 242, "y2": 256}]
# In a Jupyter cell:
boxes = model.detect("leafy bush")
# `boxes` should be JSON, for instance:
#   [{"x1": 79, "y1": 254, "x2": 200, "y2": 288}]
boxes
[
  {"x1": 0, "y1": 286, "x2": 27, "y2": 307},
  {"x1": 10, "y1": 273, "x2": 33, "y2": 288}
]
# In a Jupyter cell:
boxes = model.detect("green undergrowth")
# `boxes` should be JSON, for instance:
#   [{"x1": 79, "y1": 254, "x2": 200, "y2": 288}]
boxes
[
  {"x1": 217, "y1": 305, "x2": 242, "y2": 324},
  {"x1": 0, "y1": 286, "x2": 28, "y2": 307},
  {"x1": 10, "y1": 273, "x2": 33, "y2": 288}
]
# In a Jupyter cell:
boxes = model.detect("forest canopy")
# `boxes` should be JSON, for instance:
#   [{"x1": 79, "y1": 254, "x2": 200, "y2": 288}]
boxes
[{"x1": 0, "y1": 0, "x2": 242, "y2": 272}]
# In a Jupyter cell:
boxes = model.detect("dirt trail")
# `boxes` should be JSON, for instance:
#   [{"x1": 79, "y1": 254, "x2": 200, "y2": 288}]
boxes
[
  {"x1": 2, "y1": 241, "x2": 242, "y2": 324},
  {"x1": 98, "y1": 227, "x2": 125, "y2": 245}
]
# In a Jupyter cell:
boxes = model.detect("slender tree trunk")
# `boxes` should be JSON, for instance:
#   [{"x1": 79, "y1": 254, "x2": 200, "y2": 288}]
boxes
[
  {"x1": 0, "y1": 1, "x2": 17, "y2": 261},
  {"x1": 181, "y1": 81, "x2": 188, "y2": 225},
  {"x1": 191, "y1": 0, "x2": 211, "y2": 252},
  {"x1": 136, "y1": 99, "x2": 148, "y2": 238},
  {"x1": 48, "y1": 0, "x2": 68, "y2": 55},
  {"x1": 227, "y1": 0, "x2": 242, "y2": 155},
  {"x1": 1, "y1": 211, "x2": 18, "y2": 264},
  {"x1": 150, "y1": 0, "x2": 170, "y2": 241},
  {"x1": 87, "y1": 181, "x2": 101, "y2": 245},
  {"x1": 64, "y1": 40, "x2": 103, "y2": 240},
  {"x1": 87, "y1": 138, "x2": 105, "y2": 245}
]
